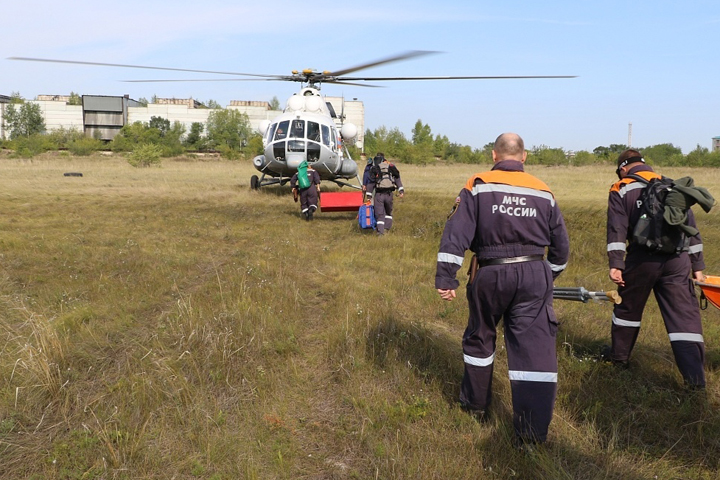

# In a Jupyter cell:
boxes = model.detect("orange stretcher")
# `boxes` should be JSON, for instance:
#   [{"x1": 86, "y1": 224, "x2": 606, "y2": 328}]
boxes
[{"x1": 695, "y1": 275, "x2": 720, "y2": 310}]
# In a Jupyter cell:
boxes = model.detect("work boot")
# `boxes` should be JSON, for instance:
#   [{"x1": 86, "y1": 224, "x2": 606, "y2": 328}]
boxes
[
  {"x1": 308, "y1": 208, "x2": 314, "y2": 221},
  {"x1": 460, "y1": 403, "x2": 487, "y2": 423},
  {"x1": 303, "y1": 211, "x2": 309, "y2": 221},
  {"x1": 599, "y1": 345, "x2": 629, "y2": 369}
]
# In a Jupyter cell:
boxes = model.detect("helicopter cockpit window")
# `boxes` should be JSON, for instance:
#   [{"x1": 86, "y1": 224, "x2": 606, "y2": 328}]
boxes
[
  {"x1": 321, "y1": 125, "x2": 330, "y2": 147},
  {"x1": 307, "y1": 122, "x2": 321, "y2": 142},
  {"x1": 266, "y1": 123, "x2": 277, "y2": 143},
  {"x1": 290, "y1": 120, "x2": 305, "y2": 139},
  {"x1": 273, "y1": 142, "x2": 286, "y2": 161},
  {"x1": 308, "y1": 142, "x2": 321, "y2": 162},
  {"x1": 331, "y1": 128, "x2": 338, "y2": 152},
  {"x1": 274, "y1": 121, "x2": 289, "y2": 141},
  {"x1": 288, "y1": 140, "x2": 305, "y2": 153}
]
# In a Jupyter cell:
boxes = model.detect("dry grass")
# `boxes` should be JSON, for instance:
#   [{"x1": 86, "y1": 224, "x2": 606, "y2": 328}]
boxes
[{"x1": 1, "y1": 151, "x2": 720, "y2": 479}]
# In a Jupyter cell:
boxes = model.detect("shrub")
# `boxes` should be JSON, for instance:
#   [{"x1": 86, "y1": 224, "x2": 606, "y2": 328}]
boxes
[
  {"x1": 68, "y1": 136, "x2": 103, "y2": 156},
  {"x1": 128, "y1": 144, "x2": 162, "y2": 167}
]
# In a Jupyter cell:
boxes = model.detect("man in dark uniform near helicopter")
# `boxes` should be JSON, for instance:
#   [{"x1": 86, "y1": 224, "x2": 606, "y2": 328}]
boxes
[
  {"x1": 290, "y1": 162, "x2": 322, "y2": 221},
  {"x1": 365, "y1": 153, "x2": 404, "y2": 235},
  {"x1": 435, "y1": 133, "x2": 569, "y2": 449},
  {"x1": 604, "y1": 149, "x2": 708, "y2": 389}
]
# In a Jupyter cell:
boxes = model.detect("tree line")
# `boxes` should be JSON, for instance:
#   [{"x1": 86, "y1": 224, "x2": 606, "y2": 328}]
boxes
[{"x1": 2, "y1": 93, "x2": 719, "y2": 167}]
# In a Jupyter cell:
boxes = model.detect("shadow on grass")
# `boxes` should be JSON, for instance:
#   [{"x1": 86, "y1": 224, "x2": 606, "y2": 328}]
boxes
[
  {"x1": 559, "y1": 321, "x2": 720, "y2": 472},
  {"x1": 365, "y1": 315, "x2": 666, "y2": 478}
]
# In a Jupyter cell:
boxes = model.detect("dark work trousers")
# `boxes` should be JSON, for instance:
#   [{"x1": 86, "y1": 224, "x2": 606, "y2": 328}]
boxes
[
  {"x1": 610, "y1": 251, "x2": 705, "y2": 386},
  {"x1": 460, "y1": 260, "x2": 558, "y2": 443},
  {"x1": 373, "y1": 191, "x2": 394, "y2": 234},
  {"x1": 299, "y1": 187, "x2": 319, "y2": 217}
]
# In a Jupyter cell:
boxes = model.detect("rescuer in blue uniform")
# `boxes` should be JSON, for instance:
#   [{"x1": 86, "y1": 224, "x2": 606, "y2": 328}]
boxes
[
  {"x1": 605, "y1": 149, "x2": 707, "y2": 388},
  {"x1": 435, "y1": 133, "x2": 569, "y2": 448},
  {"x1": 290, "y1": 163, "x2": 322, "y2": 221},
  {"x1": 365, "y1": 153, "x2": 404, "y2": 235}
]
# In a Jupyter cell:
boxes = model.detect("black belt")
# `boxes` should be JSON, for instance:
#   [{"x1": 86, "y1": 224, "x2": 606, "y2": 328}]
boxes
[{"x1": 478, "y1": 255, "x2": 544, "y2": 267}]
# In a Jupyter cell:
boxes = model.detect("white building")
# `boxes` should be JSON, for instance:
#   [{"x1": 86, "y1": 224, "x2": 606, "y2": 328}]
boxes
[{"x1": 0, "y1": 94, "x2": 365, "y2": 149}]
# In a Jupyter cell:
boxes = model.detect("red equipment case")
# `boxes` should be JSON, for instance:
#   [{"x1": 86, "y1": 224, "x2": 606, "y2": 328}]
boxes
[{"x1": 319, "y1": 191, "x2": 364, "y2": 212}]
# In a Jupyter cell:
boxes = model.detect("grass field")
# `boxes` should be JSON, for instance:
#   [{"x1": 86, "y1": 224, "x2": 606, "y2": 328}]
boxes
[{"x1": 1, "y1": 152, "x2": 720, "y2": 479}]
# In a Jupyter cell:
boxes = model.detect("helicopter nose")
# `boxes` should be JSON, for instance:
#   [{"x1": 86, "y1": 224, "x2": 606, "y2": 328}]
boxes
[{"x1": 286, "y1": 154, "x2": 305, "y2": 169}]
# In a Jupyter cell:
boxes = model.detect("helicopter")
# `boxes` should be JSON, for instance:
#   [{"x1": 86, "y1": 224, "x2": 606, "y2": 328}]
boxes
[{"x1": 8, "y1": 51, "x2": 576, "y2": 190}]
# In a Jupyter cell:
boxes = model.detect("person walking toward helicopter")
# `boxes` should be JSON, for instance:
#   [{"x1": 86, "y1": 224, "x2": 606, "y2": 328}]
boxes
[
  {"x1": 290, "y1": 161, "x2": 321, "y2": 221},
  {"x1": 435, "y1": 133, "x2": 569, "y2": 450},
  {"x1": 365, "y1": 153, "x2": 404, "y2": 235}
]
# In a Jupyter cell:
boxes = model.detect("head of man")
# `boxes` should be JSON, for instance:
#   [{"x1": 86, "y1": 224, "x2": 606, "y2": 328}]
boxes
[
  {"x1": 616, "y1": 149, "x2": 645, "y2": 179},
  {"x1": 374, "y1": 152, "x2": 385, "y2": 166},
  {"x1": 492, "y1": 133, "x2": 527, "y2": 163}
]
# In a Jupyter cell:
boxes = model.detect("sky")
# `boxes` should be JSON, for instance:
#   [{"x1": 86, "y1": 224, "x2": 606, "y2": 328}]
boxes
[{"x1": 2, "y1": 0, "x2": 719, "y2": 154}]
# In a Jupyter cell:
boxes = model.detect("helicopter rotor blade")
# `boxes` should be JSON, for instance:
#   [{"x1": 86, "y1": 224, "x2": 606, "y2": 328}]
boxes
[
  {"x1": 8, "y1": 56, "x2": 282, "y2": 79},
  {"x1": 325, "y1": 50, "x2": 440, "y2": 77},
  {"x1": 337, "y1": 75, "x2": 578, "y2": 81},
  {"x1": 122, "y1": 78, "x2": 282, "y2": 83},
  {"x1": 322, "y1": 80, "x2": 381, "y2": 88}
]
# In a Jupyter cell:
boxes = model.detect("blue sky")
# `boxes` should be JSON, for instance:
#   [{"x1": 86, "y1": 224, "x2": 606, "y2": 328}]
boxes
[{"x1": 3, "y1": 0, "x2": 719, "y2": 153}]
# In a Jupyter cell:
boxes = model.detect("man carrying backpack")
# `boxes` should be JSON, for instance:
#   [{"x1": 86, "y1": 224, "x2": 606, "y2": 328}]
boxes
[
  {"x1": 365, "y1": 153, "x2": 404, "y2": 235},
  {"x1": 605, "y1": 149, "x2": 712, "y2": 389},
  {"x1": 290, "y1": 161, "x2": 321, "y2": 221}
]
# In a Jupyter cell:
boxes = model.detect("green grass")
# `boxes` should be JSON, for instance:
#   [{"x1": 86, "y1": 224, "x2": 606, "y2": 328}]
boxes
[{"x1": 1, "y1": 152, "x2": 720, "y2": 479}]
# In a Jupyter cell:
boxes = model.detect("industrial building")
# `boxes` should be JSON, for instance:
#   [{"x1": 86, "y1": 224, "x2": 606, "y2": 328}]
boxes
[{"x1": 0, "y1": 93, "x2": 366, "y2": 149}]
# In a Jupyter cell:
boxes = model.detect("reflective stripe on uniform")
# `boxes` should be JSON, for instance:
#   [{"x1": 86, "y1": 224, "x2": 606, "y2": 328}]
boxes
[
  {"x1": 470, "y1": 184, "x2": 555, "y2": 207},
  {"x1": 508, "y1": 370, "x2": 558, "y2": 383},
  {"x1": 547, "y1": 260, "x2": 567, "y2": 272},
  {"x1": 613, "y1": 313, "x2": 641, "y2": 328},
  {"x1": 669, "y1": 333, "x2": 704, "y2": 343},
  {"x1": 607, "y1": 242, "x2": 626, "y2": 252},
  {"x1": 376, "y1": 221, "x2": 385, "y2": 225},
  {"x1": 438, "y1": 252, "x2": 464, "y2": 265},
  {"x1": 617, "y1": 182, "x2": 646, "y2": 198},
  {"x1": 688, "y1": 244, "x2": 703, "y2": 254},
  {"x1": 464, "y1": 352, "x2": 495, "y2": 367},
  {"x1": 385, "y1": 215, "x2": 392, "y2": 220}
]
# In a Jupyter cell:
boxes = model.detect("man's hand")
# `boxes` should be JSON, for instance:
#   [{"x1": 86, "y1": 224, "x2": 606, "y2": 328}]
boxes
[
  {"x1": 694, "y1": 271, "x2": 706, "y2": 283},
  {"x1": 437, "y1": 289, "x2": 456, "y2": 301},
  {"x1": 609, "y1": 268, "x2": 625, "y2": 287}
]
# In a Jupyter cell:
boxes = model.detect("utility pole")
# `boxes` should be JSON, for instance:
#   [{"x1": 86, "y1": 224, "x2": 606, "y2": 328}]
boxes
[{"x1": 628, "y1": 122, "x2": 632, "y2": 147}]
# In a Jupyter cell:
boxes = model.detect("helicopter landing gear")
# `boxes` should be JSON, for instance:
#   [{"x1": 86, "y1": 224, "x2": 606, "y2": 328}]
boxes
[{"x1": 250, "y1": 175, "x2": 260, "y2": 190}]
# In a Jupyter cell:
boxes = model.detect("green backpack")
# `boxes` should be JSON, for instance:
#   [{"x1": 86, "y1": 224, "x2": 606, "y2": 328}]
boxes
[{"x1": 297, "y1": 161, "x2": 311, "y2": 189}]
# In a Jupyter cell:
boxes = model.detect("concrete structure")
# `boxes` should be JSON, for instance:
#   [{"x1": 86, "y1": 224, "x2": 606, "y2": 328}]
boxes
[
  {"x1": 0, "y1": 92, "x2": 366, "y2": 149},
  {"x1": 0, "y1": 95, "x2": 10, "y2": 140},
  {"x1": 713, "y1": 136, "x2": 720, "y2": 152}
]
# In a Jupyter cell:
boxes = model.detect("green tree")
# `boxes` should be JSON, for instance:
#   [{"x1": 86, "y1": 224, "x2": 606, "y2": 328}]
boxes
[
  {"x1": 184, "y1": 122, "x2": 206, "y2": 150},
  {"x1": 528, "y1": 145, "x2": 566, "y2": 165},
  {"x1": 205, "y1": 109, "x2": 251, "y2": 153},
  {"x1": 148, "y1": 116, "x2": 171, "y2": 136},
  {"x1": 205, "y1": 99, "x2": 222, "y2": 109},
  {"x1": 593, "y1": 144, "x2": 628, "y2": 160},
  {"x1": 641, "y1": 143, "x2": 682, "y2": 166},
  {"x1": 686, "y1": 145, "x2": 711, "y2": 167},
  {"x1": 3, "y1": 101, "x2": 46, "y2": 139},
  {"x1": 68, "y1": 92, "x2": 82, "y2": 106},
  {"x1": 269, "y1": 96, "x2": 281, "y2": 110},
  {"x1": 411, "y1": 119, "x2": 432, "y2": 146}
]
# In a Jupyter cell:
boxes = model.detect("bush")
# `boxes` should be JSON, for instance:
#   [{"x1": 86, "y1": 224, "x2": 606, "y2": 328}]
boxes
[
  {"x1": 68, "y1": 136, "x2": 104, "y2": 156},
  {"x1": 128, "y1": 144, "x2": 162, "y2": 167}
]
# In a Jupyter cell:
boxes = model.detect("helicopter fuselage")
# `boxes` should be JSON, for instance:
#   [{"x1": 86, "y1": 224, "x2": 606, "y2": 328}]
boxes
[{"x1": 251, "y1": 87, "x2": 359, "y2": 189}]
